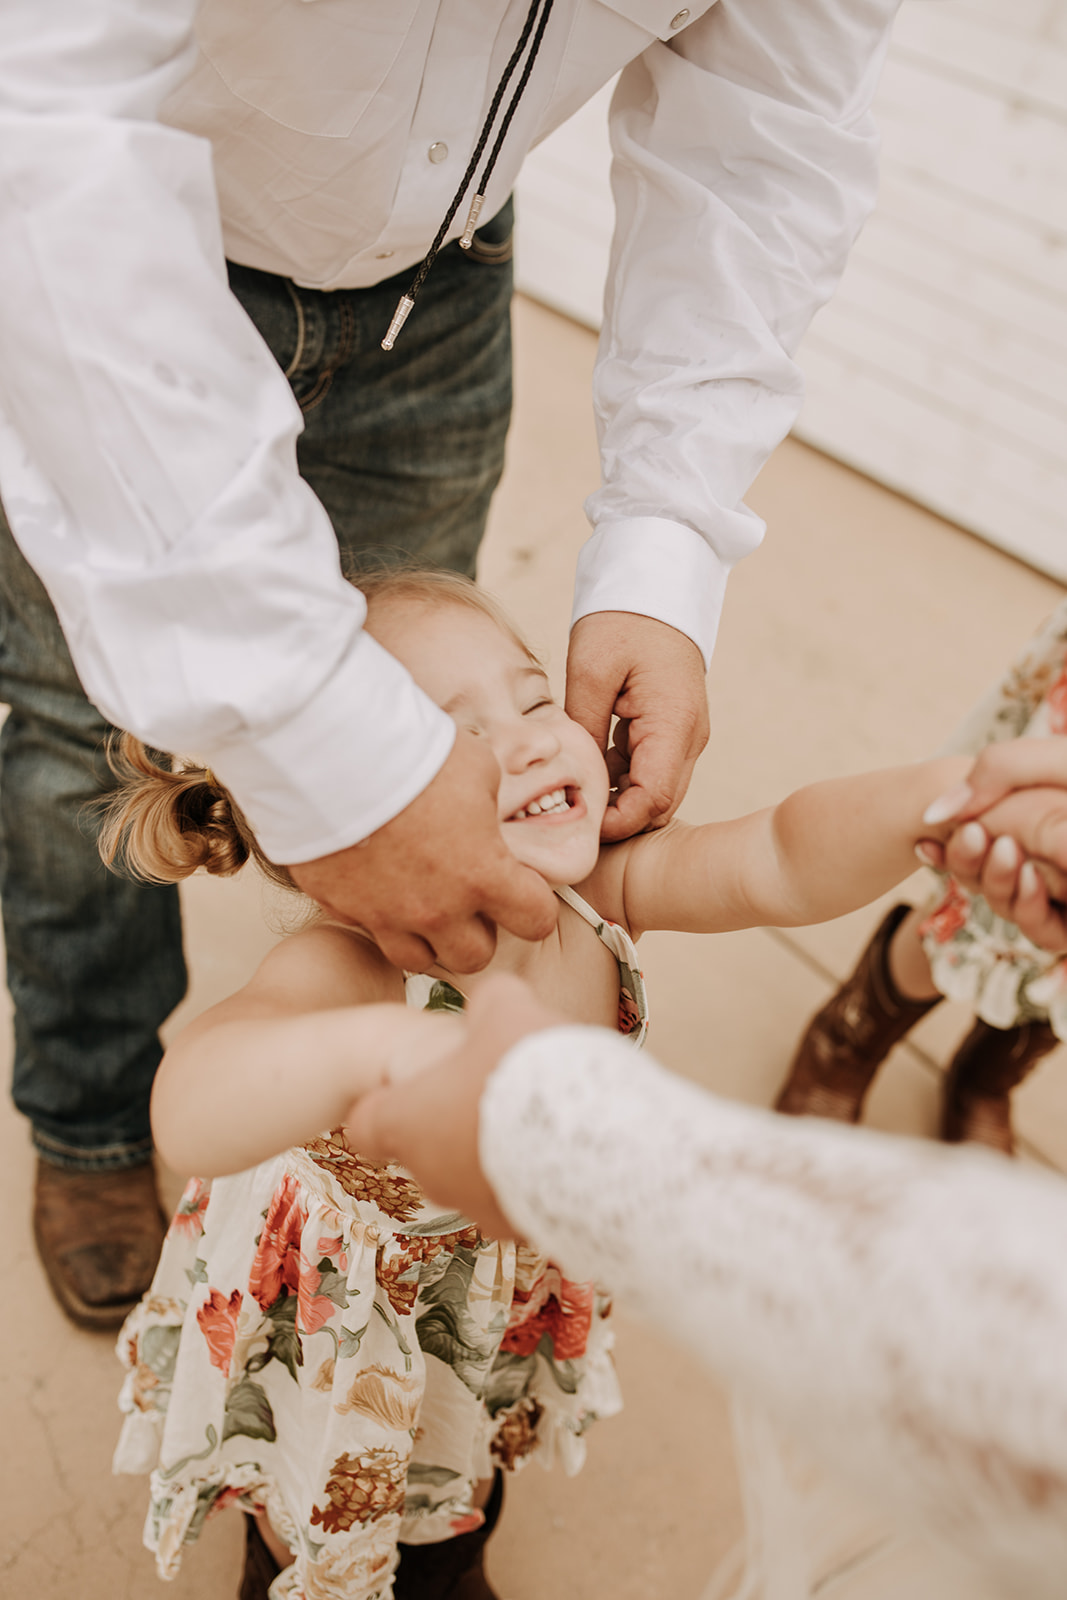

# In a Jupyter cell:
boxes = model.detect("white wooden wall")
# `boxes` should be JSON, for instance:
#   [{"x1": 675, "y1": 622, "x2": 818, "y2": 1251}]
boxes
[{"x1": 514, "y1": 3, "x2": 1067, "y2": 579}]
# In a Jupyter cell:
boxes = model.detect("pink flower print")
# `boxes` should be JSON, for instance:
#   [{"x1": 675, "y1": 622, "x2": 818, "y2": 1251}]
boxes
[
  {"x1": 502, "y1": 1268, "x2": 594, "y2": 1360},
  {"x1": 317, "y1": 1234, "x2": 348, "y2": 1272},
  {"x1": 197, "y1": 1288, "x2": 242, "y2": 1374},
  {"x1": 920, "y1": 881, "x2": 972, "y2": 945},
  {"x1": 617, "y1": 987, "x2": 642, "y2": 1036},
  {"x1": 248, "y1": 1173, "x2": 306, "y2": 1312},
  {"x1": 168, "y1": 1176, "x2": 211, "y2": 1240},
  {"x1": 1047, "y1": 668, "x2": 1067, "y2": 735},
  {"x1": 298, "y1": 1258, "x2": 339, "y2": 1336}
]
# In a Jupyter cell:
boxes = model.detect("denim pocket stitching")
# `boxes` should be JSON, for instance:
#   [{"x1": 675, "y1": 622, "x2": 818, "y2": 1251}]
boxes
[
  {"x1": 282, "y1": 279, "x2": 308, "y2": 380},
  {"x1": 463, "y1": 231, "x2": 515, "y2": 266}
]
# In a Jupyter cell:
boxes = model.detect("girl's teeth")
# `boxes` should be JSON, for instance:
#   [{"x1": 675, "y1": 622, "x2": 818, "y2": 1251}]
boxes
[{"x1": 512, "y1": 788, "x2": 570, "y2": 821}]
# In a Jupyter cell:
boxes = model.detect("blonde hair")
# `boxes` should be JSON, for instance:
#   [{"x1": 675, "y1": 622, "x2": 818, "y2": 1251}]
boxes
[
  {"x1": 98, "y1": 734, "x2": 295, "y2": 889},
  {"x1": 99, "y1": 566, "x2": 539, "y2": 888}
]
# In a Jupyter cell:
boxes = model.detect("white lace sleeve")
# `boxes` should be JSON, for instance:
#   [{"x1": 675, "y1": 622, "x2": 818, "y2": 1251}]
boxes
[{"x1": 479, "y1": 1026, "x2": 1067, "y2": 1598}]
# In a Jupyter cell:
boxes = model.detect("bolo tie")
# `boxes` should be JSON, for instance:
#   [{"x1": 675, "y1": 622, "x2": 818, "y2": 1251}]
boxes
[{"x1": 380, "y1": 0, "x2": 556, "y2": 352}]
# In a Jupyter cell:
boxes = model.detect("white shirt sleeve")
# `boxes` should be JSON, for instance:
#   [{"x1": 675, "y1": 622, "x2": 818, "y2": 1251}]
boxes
[
  {"x1": 480, "y1": 1027, "x2": 1067, "y2": 1594},
  {"x1": 0, "y1": 2, "x2": 454, "y2": 864},
  {"x1": 576, "y1": 0, "x2": 899, "y2": 666}
]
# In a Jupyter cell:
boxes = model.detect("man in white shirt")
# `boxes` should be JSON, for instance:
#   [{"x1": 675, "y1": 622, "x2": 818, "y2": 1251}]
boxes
[{"x1": 0, "y1": 0, "x2": 899, "y2": 1330}]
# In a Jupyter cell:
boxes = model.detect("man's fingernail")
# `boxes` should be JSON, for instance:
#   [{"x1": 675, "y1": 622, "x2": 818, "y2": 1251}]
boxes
[
  {"x1": 991, "y1": 834, "x2": 1019, "y2": 868},
  {"x1": 1020, "y1": 861, "x2": 1040, "y2": 896},
  {"x1": 914, "y1": 842, "x2": 939, "y2": 866},
  {"x1": 922, "y1": 783, "x2": 974, "y2": 826},
  {"x1": 960, "y1": 821, "x2": 988, "y2": 855}
]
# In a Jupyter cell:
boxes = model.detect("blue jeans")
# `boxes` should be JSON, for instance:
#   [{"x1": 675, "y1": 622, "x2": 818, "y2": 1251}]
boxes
[{"x1": 0, "y1": 199, "x2": 514, "y2": 1171}]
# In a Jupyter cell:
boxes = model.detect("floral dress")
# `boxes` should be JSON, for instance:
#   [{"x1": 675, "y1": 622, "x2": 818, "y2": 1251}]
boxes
[
  {"x1": 918, "y1": 597, "x2": 1067, "y2": 1037},
  {"x1": 114, "y1": 887, "x2": 647, "y2": 1600}
]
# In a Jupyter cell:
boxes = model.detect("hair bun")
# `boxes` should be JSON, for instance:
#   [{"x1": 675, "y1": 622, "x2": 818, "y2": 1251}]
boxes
[{"x1": 99, "y1": 736, "x2": 291, "y2": 890}]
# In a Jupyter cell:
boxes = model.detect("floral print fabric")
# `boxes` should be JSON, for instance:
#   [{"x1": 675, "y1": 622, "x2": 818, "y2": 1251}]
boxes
[
  {"x1": 919, "y1": 598, "x2": 1067, "y2": 1038},
  {"x1": 114, "y1": 889, "x2": 646, "y2": 1600}
]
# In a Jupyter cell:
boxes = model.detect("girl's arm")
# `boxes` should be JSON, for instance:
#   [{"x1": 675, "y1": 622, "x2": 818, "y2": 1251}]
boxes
[
  {"x1": 587, "y1": 754, "x2": 972, "y2": 937},
  {"x1": 151, "y1": 924, "x2": 463, "y2": 1178}
]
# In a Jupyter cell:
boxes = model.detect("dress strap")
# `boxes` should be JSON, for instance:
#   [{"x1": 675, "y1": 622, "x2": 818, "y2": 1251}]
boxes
[
  {"x1": 554, "y1": 887, "x2": 648, "y2": 1046},
  {"x1": 554, "y1": 884, "x2": 605, "y2": 929},
  {"x1": 405, "y1": 888, "x2": 647, "y2": 1045}
]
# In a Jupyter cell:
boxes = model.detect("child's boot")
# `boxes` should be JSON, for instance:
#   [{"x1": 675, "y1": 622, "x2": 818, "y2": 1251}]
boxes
[
  {"x1": 776, "y1": 904, "x2": 942, "y2": 1123},
  {"x1": 941, "y1": 1018, "x2": 1059, "y2": 1154},
  {"x1": 238, "y1": 1515, "x2": 280, "y2": 1600},
  {"x1": 393, "y1": 1471, "x2": 503, "y2": 1600}
]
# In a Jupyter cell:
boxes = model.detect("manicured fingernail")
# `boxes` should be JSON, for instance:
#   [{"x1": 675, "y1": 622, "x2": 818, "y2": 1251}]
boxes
[
  {"x1": 960, "y1": 821, "x2": 988, "y2": 855},
  {"x1": 914, "y1": 842, "x2": 939, "y2": 866},
  {"x1": 1020, "y1": 861, "x2": 1040, "y2": 896},
  {"x1": 922, "y1": 783, "x2": 974, "y2": 826},
  {"x1": 991, "y1": 834, "x2": 1019, "y2": 868}
]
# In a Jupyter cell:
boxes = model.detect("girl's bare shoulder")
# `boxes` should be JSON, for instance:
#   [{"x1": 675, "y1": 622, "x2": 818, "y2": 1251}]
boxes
[{"x1": 210, "y1": 921, "x2": 405, "y2": 1026}]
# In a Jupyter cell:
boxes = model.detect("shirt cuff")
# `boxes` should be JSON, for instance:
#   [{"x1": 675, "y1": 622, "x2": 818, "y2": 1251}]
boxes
[
  {"x1": 571, "y1": 519, "x2": 731, "y2": 670},
  {"x1": 205, "y1": 630, "x2": 457, "y2": 865}
]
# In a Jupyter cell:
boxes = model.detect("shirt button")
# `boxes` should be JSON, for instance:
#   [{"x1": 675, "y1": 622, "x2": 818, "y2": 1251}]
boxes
[
  {"x1": 670, "y1": 8, "x2": 690, "y2": 26},
  {"x1": 428, "y1": 141, "x2": 449, "y2": 164},
  {"x1": 376, "y1": 251, "x2": 394, "y2": 259}
]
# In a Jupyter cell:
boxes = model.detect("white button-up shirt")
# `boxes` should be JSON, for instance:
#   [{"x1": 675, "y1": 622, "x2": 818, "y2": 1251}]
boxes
[{"x1": 0, "y1": 0, "x2": 897, "y2": 862}]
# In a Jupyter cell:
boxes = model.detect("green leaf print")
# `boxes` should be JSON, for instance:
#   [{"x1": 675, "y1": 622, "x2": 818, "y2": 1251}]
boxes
[
  {"x1": 185, "y1": 1256, "x2": 208, "y2": 1286},
  {"x1": 338, "y1": 1321, "x2": 369, "y2": 1360},
  {"x1": 372, "y1": 1299, "x2": 414, "y2": 1371},
  {"x1": 158, "y1": 1424, "x2": 219, "y2": 1481},
  {"x1": 405, "y1": 1464, "x2": 461, "y2": 1486},
  {"x1": 260, "y1": 1291, "x2": 302, "y2": 1383},
  {"x1": 425, "y1": 979, "x2": 466, "y2": 1014},
  {"x1": 222, "y1": 1375, "x2": 277, "y2": 1444},
  {"x1": 415, "y1": 1250, "x2": 492, "y2": 1396},
  {"x1": 400, "y1": 1212, "x2": 471, "y2": 1237},
  {"x1": 483, "y1": 1351, "x2": 536, "y2": 1415},
  {"x1": 140, "y1": 1323, "x2": 181, "y2": 1382},
  {"x1": 314, "y1": 1258, "x2": 351, "y2": 1309}
]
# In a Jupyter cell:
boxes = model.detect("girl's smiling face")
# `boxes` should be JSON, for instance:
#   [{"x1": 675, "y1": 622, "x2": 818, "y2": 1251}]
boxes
[{"x1": 369, "y1": 600, "x2": 608, "y2": 886}]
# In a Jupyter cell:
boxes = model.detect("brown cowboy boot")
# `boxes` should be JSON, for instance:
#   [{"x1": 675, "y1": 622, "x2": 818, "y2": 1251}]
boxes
[
  {"x1": 941, "y1": 1018, "x2": 1059, "y2": 1155},
  {"x1": 393, "y1": 1472, "x2": 503, "y2": 1600},
  {"x1": 33, "y1": 1158, "x2": 167, "y2": 1331},
  {"x1": 776, "y1": 904, "x2": 942, "y2": 1124}
]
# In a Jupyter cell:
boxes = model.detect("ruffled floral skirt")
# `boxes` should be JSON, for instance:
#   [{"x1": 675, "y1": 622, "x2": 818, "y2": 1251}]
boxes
[
  {"x1": 114, "y1": 1130, "x2": 620, "y2": 1600},
  {"x1": 918, "y1": 598, "x2": 1067, "y2": 1037}
]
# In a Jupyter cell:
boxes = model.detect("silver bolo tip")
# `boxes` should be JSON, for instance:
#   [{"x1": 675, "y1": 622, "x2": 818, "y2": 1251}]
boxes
[
  {"x1": 459, "y1": 193, "x2": 486, "y2": 250},
  {"x1": 381, "y1": 294, "x2": 415, "y2": 351}
]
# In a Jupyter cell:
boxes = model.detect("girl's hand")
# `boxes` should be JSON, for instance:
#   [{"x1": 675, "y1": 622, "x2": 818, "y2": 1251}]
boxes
[
  {"x1": 347, "y1": 976, "x2": 567, "y2": 1238},
  {"x1": 384, "y1": 1009, "x2": 468, "y2": 1084}
]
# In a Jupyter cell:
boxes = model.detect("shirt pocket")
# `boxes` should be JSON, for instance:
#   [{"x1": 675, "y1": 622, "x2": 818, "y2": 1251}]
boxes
[{"x1": 195, "y1": 0, "x2": 421, "y2": 139}]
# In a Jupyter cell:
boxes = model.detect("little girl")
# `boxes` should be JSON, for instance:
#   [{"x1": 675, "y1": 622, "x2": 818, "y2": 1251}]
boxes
[{"x1": 113, "y1": 566, "x2": 977, "y2": 1600}]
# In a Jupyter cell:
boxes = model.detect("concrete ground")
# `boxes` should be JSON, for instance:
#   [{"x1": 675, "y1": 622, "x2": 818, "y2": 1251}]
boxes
[{"x1": 1, "y1": 295, "x2": 1064, "y2": 1597}]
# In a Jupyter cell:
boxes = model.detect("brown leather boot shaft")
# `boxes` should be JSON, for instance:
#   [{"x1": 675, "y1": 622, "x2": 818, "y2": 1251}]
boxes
[
  {"x1": 942, "y1": 1019, "x2": 1059, "y2": 1154},
  {"x1": 239, "y1": 1515, "x2": 283, "y2": 1600},
  {"x1": 776, "y1": 903, "x2": 941, "y2": 1123}
]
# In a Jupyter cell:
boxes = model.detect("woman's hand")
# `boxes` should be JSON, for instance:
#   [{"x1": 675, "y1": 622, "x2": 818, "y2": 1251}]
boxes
[
  {"x1": 916, "y1": 741, "x2": 1067, "y2": 949},
  {"x1": 347, "y1": 975, "x2": 568, "y2": 1238}
]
